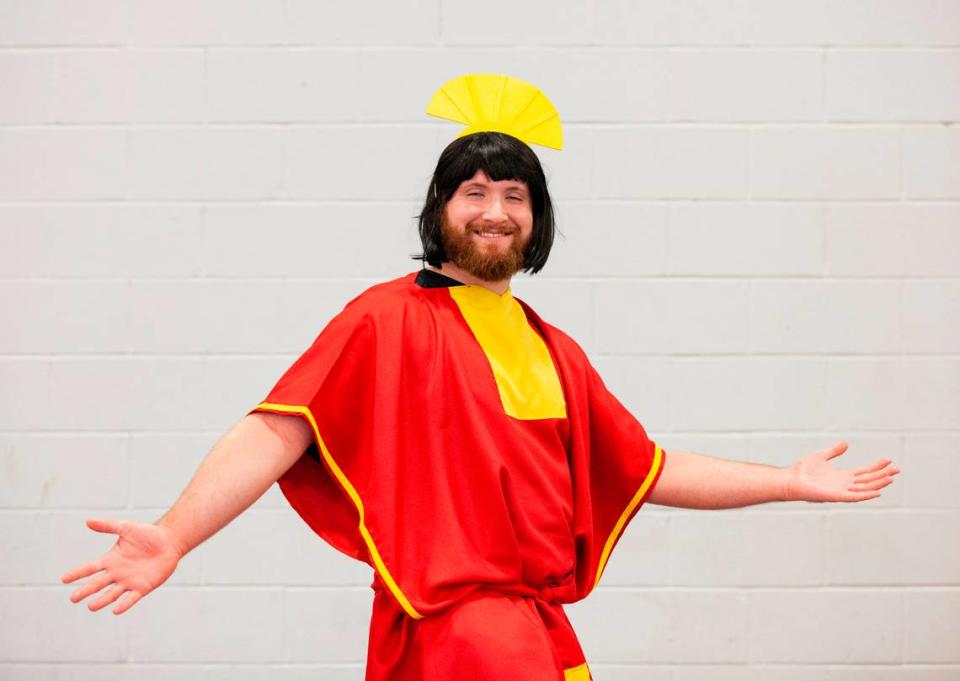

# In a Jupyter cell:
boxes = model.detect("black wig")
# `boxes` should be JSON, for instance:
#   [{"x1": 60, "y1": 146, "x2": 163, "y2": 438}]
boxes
[{"x1": 415, "y1": 132, "x2": 556, "y2": 274}]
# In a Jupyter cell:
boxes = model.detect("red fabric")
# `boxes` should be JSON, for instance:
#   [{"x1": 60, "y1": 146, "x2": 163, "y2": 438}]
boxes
[{"x1": 249, "y1": 272, "x2": 665, "y2": 681}]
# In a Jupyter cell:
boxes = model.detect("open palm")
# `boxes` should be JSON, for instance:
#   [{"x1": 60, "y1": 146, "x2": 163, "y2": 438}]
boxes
[
  {"x1": 786, "y1": 441, "x2": 899, "y2": 503},
  {"x1": 61, "y1": 519, "x2": 183, "y2": 615}
]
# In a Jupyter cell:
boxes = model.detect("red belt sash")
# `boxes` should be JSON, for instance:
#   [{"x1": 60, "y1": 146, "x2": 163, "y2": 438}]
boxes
[{"x1": 365, "y1": 577, "x2": 591, "y2": 681}]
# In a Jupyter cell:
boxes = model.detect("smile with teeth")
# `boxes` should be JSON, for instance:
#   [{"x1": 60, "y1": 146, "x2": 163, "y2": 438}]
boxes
[{"x1": 474, "y1": 230, "x2": 513, "y2": 239}]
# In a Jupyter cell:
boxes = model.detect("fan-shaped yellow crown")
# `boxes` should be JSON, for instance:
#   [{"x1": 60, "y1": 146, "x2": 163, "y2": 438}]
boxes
[{"x1": 426, "y1": 73, "x2": 563, "y2": 151}]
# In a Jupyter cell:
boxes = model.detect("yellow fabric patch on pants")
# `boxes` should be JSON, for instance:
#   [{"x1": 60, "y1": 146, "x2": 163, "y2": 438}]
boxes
[
  {"x1": 564, "y1": 662, "x2": 591, "y2": 680},
  {"x1": 449, "y1": 284, "x2": 566, "y2": 420}
]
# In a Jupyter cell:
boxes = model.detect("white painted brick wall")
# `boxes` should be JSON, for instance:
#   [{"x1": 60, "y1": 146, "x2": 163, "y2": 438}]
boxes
[{"x1": 1, "y1": 1, "x2": 957, "y2": 678}]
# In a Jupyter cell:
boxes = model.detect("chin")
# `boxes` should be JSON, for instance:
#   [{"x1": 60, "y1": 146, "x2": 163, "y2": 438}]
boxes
[{"x1": 466, "y1": 261, "x2": 523, "y2": 282}]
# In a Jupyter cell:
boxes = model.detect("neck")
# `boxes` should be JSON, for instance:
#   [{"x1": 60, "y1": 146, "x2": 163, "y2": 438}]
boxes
[{"x1": 430, "y1": 262, "x2": 511, "y2": 296}]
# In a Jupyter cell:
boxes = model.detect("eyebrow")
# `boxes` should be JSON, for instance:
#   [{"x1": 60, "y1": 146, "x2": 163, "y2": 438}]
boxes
[{"x1": 462, "y1": 182, "x2": 528, "y2": 194}]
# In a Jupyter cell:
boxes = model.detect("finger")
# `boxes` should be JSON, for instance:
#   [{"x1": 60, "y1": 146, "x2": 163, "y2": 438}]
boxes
[
  {"x1": 86, "y1": 518, "x2": 122, "y2": 535},
  {"x1": 823, "y1": 441, "x2": 849, "y2": 461},
  {"x1": 88, "y1": 584, "x2": 127, "y2": 612},
  {"x1": 844, "y1": 490, "x2": 882, "y2": 503},
  {"x1": 853, "y1": 471, "x2": 887, "y2": 486},
  {"x1": 853, "y1": 458, "x2": 893, "y2": 476},
  {"x1": 61, "y1": 560, "x2": 104, "y2": 584},
  {"x1": 70, "y1": 572, "x2": 114, "y2": 604},
  {"x1": 854, "y1": 465, "x2": 899, "y2": 484},
  {"x1": 850, "y1": 477, "x2": 894, "y2": 492},
  {"x1": 112, "y1": 590, "x2": 143, "y2": 616},
  {"x1": 851, "y1": 475, "x2": 894, "y2": 489}
]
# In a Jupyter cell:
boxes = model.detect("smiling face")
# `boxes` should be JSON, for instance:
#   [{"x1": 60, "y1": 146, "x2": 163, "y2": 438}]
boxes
[{"x1": 439, "y1": 169, "x2": 534, "y2": 283}]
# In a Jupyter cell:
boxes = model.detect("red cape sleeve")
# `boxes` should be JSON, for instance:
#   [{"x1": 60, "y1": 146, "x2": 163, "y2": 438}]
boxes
[
  {"x1": 247, "y1": 284, "x2": 429, "y2": 620},
  {"x1": 247, "y1": 301, "x2": 378, "y2": 565},
  {"x1": 518, "y1": 301, "x2": 666, "y2": 598},
  {"x1": 578, "y1": 359, "x2": 665, "y2": 592}
]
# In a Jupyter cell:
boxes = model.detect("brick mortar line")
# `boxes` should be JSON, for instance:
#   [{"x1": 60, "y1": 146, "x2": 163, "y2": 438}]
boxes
[{"x1": 1, "y1": 44, "x2": 960, "y2": 51}]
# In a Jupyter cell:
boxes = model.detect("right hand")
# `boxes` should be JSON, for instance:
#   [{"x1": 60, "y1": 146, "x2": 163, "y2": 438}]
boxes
[{"x1": 61, "y1": 518, "x2": 184, "y2": 615}]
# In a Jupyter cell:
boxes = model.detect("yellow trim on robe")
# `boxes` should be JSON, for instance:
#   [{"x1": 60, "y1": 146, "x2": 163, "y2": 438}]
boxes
[
  {"x1": 564, "y1": 662, "x2": 592, "y2": 680},
  {"x1": 448, "y1": 285, "x2": 567, "y2": 420},
  {"x1": 593, "y1": 443, "x2": 664, "y2": 590},
  {"x1": 254, "y1": 401, "x2": 423, "y2": 620}
]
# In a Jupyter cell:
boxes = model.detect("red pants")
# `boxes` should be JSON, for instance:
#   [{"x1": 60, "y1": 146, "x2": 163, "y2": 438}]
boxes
[{"x1": 365, "y1": 583, "x2": 592, "y2": 680}]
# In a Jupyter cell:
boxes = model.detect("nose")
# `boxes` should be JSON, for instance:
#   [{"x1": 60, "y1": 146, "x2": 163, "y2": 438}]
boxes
[{"x1": 482, "y1": 197, "x2": 507, "y2": 222}]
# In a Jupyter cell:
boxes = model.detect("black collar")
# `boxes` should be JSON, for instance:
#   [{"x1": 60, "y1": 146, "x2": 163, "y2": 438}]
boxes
[{"x1": 415, "y1": 268, "x2": 466, "y2": 289}]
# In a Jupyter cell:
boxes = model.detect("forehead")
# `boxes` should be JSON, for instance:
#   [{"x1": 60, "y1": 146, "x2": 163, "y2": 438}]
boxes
[{"x1": 458, "y1": 169, "x2": 528, "y2": 192}]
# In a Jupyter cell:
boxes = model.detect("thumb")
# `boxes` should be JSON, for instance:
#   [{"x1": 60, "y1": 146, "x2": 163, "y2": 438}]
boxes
[
  {"x1": 86, "y1": 518, "x2": 123, "y2": 535},
  {"x1": 823, "y1": 441, "x2": 848, "y2": 461}
]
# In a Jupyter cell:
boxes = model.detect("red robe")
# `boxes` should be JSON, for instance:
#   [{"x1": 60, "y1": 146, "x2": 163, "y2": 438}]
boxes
[{"x1": 249, "y1": 271, "x2": 665, "y2": 680}]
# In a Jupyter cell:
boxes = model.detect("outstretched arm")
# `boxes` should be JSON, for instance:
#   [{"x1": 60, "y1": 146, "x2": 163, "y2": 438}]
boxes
[
  {"x1": 647, "y1": 441, "x2": 899, "y2": 509},
  {"x1": 61, "y1": 411, "x2": 313, "y2": 615},
  {"x1": 151, "y1": 411, "x2": 312, "y2": 554}
]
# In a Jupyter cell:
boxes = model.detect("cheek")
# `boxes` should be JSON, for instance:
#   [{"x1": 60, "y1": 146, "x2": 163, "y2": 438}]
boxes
[
  {"x1": 519, "y1": 211, "x2": 534, "y2": 236},
  {"x1": 447, "y1": 204, "x2": 480, "y2": 225}
]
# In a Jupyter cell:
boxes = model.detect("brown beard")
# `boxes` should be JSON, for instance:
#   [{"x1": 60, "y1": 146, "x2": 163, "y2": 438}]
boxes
[{"x1": 439, "y1": 212, "x2": 531, "y2": 282}]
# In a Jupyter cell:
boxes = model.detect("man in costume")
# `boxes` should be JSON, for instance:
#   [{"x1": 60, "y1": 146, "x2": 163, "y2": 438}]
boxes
[{"x1": 63, "y1": 75, "x2": 899, "y2": 681}]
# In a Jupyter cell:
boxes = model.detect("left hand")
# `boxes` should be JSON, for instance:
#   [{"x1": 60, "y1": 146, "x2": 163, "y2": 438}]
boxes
[{"x1": 784, "y1": 441, "x2": 899, "y2": 503}]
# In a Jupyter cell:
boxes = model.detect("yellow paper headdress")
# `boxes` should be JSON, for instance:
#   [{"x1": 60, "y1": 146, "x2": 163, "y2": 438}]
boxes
[{"x1": 426, "y1": 73, "x2": 563, "y2": 151}]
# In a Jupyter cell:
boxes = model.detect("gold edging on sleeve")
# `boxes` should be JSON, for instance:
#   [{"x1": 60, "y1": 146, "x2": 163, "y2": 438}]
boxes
[
  {"x1": 255, "y1": 401, "x2": 424, "y2": 620},
  {"x1": 592, "y1": 443, "x2": 664, "y2": 591}
]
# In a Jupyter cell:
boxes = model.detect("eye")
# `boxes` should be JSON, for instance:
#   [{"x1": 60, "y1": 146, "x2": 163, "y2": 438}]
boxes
[
  {"x1": 466, "y1": 191, "x2": 484, "y2": 197},
  {"x1": 507, "y1": 196, "x2": 524, "y2": 202}
]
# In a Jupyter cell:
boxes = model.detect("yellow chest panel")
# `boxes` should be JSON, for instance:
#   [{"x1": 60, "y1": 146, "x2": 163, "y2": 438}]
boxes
[{"x1": 449, "y1": 285, "x2": 567, "y2": 420}]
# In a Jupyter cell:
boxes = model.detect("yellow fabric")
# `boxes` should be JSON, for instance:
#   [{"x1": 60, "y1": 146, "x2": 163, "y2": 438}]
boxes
[
  {"x1": 255, "y1": 401, "x2": 423, "y2": 620},
  {"x1": 449, "y1": 285, "x2": 567, "y2": 420},
  {"x1": 426, "y1": 73, "x2": 564, "y2": 151},
  {"x1": 564, "y1": 662, "x2": 592, "y2": 681}
]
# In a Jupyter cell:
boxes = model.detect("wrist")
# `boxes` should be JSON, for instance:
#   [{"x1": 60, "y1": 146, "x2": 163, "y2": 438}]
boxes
[
  {"x1": 779, "y1": 466, "x2": 796, "y2": 502},
  {"x1": 155, "y1": 518, "x2": 190, "y2": 560}
]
